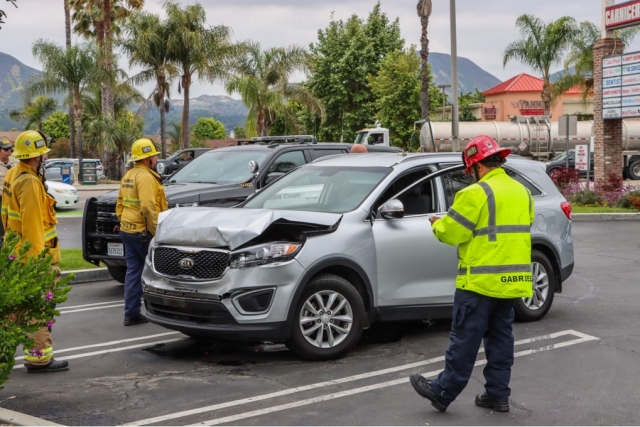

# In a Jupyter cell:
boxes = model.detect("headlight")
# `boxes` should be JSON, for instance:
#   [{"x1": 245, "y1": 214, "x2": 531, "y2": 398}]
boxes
[
  {"x1": 54, "y1": 188, "x2": 77, "y2": 195},
  {"x1": 230, "y1": 242, "x2": 302, "y2": 269},
  {"x1": 156, "y1": 163, "x2": 166, "y2": 175}
]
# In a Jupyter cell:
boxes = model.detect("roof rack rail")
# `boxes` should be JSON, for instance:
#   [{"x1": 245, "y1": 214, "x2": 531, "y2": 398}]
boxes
[{"x1": 249, "y1": 135, "x2": 318, "y2": 146}]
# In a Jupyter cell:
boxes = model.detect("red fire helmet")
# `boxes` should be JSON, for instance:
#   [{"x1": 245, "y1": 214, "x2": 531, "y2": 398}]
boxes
[{"x1": 462, "y1": 135, "x2": 511, "y2": 174}]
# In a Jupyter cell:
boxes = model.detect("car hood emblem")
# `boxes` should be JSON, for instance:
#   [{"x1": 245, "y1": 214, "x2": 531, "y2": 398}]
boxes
[{"x1": 179, "y1": 257, "x2": 195, "y2": 270}]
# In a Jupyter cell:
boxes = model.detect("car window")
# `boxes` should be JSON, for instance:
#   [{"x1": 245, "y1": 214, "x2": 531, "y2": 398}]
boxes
[
  {"x1": 441, "y1": 169, "x2": 476, "y2": 209},
  {"x1": 311, "y1": 149, "x2": 345, "y2": 160},
  {"x1": 375, "y1": 167, "x2": 436, "y2": 216},
  {"x1": 169, "y1": 150, "x2": 269, "y2": 184},
  {"x1": 244, "y1": 166, "x2": 391, "y2": 213},
  {"x1": 504, "y1": 168, "x2": 543, "y2": 196},
  {"x1": 178, "y1": 151, "x2": 194, "y2": 162},
  {"x1": 268, "y1": 150, "x2": 306, "y2": 173}
]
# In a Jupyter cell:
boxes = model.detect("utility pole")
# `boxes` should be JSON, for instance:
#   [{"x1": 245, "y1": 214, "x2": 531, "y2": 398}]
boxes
[
  {"x1": 450, "y1": 0, "x2": 460, "y2": 152},
  {"x1": 437, "y1": 84, "x2": 451, "y2": 121}
]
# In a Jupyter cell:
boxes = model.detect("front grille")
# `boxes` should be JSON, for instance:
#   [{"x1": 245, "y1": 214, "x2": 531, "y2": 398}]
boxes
[
  {"x1": 153, "y1": 246, "x2": 230, "y2": 280},
  {"x1": 95, "y1": 202, "x2": 119, "y2": 234},
  {"x1": 145, "y1": 300, "x2": 234, "y2": 325}
]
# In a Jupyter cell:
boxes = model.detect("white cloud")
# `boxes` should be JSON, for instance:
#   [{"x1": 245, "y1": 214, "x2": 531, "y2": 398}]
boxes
[{"x1": 1, "y1": 0, "x2": 637, "y2": 99}]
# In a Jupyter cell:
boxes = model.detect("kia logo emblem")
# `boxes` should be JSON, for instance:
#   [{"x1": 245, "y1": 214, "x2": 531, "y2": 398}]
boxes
[{"x1": 179, "y1": 257, "x2": 195, "y2": 270}]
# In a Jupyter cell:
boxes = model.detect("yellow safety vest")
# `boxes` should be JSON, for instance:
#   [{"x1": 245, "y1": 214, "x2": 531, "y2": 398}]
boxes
[
  {"x1": 116, "y1": 163, "x2": 168, "y2": 235},
  {"x1": 1, "y1": 162, "x2": 60, "y2": 264},
  {"x1": 433, "y1": 167, "x2": 534, "y2": 299}
]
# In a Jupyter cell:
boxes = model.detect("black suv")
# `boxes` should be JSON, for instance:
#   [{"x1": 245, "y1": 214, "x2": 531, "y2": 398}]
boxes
[
  {"x1": 83, "y1": 141, "x2": 402, "y2": 282},
  {"x1": 155, "y1": 148, "x2": 212, "y2": 178}
]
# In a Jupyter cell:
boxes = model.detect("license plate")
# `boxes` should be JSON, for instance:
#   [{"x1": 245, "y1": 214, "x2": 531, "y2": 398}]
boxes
[{"x1": 107, "y1": 243, "x2": 124, "y2": 257}]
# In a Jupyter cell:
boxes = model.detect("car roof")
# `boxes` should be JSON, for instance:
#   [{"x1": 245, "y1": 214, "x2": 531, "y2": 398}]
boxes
[{"x1": 209, "y1": 143, "x2": 354, "y2": 153}]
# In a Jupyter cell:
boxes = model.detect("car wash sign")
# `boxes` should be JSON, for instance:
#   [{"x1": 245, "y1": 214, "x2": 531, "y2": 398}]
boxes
[
  {"x1": 602, "y1": 51, "x2": 640, "y2": 119},
  {"x1": 605, "y1": 0, "x2": 640, "y2": 31}
]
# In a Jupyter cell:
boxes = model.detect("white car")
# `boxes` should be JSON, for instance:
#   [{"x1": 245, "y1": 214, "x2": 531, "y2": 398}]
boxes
[{"x1": 46, "y1": 181, "x2": 78, "y2": 209}]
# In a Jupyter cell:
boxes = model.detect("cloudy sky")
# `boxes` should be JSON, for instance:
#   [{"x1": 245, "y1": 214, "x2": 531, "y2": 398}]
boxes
[{"x1": 0, "y1": 0, "x2": 635, "y2": 99}]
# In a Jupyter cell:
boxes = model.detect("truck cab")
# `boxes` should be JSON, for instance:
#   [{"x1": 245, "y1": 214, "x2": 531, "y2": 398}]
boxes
[{"x1": 354, "y1": 122, "x2": 391, "y2": 147}]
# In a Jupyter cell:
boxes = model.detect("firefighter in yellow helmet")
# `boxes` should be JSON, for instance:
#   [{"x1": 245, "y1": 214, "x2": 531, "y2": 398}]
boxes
[
  {"x1": 1, "y1": 130, "x2": 69, "y2": 373},
  {"x1": 116, "y1": 138, "x2": 168, "y2": 326},
  {"x1": 0, "y1": 137, "x2": 18, "y2": 240}
]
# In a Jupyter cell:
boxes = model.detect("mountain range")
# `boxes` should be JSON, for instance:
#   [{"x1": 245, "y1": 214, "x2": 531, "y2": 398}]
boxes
[{"x1": 0, "y1": 50, "x2": 504, "y2": 132}]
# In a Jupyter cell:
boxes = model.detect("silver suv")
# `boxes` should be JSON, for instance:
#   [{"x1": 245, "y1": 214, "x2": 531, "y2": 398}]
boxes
[{"x1": 142, "y1": 153, "x2": 574, "y2": 360}]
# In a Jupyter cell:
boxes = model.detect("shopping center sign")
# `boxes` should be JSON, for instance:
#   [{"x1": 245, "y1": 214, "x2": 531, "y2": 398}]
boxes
[
  {"x1": 602, "y1": 51, "x2": 640, "y2": 119},
  {"x1": 605, "y1": 0, "x2": 640, "y2": 30}
]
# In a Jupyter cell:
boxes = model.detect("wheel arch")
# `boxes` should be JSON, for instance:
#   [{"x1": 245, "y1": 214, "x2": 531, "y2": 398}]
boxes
[{"x1": 531, "y1": 237, "x2": 562, "y2": 293}]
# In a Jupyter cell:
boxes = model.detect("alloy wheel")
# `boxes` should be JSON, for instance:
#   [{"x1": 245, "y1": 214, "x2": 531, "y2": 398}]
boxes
[
  {"x1": 299, "y1": 291, "x2": 353, "y2": 348},
  {"x1": 522, "y1": 261, "x2": 549, "y2": 311}
]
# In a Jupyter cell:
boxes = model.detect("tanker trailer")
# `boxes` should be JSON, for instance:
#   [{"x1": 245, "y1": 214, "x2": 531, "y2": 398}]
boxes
[{"x1": 419, "y1": 118, "x2": 640, "y2": 180}]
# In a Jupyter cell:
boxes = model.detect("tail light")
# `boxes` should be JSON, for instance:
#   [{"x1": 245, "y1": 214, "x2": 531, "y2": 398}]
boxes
[{"x1": 560, "y1": 202, "x2": 572, "y2": 221}]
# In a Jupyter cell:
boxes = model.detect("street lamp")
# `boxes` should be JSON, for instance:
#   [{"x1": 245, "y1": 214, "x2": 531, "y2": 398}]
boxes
[{"x1": 437, "y1": 84, "x2": 451, "y2": 121}]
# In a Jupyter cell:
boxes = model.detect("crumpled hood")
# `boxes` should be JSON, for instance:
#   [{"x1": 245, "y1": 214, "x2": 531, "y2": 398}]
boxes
[{"x1": 155, "y1": 207, "x2": 342, "y2": 250}]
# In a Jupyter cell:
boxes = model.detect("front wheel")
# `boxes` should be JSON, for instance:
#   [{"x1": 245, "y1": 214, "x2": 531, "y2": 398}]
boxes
[
  {"x1": 514, "y1": 250, "x2": 556, "y2": 322},
  {"x1": 627, "y1": 160, "x2": 640, "y2": 180},
  {"x1": 107, "y1": 264, "x2": 127, "y2": 284},
  {"x1": 286, "y1": 274, "x2": 364, "y2": 361}
]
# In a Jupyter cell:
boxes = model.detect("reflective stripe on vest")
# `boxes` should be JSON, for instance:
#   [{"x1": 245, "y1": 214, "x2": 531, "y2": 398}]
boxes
[
  {"x1": 447, "y1": 208, "x2": 476, "y2": 231},
  {"x1": 123, "y1": 198, "x2": 140, "y2": 207},
  {"x1": 44, "y1": 226, "x2": 57, "y2": 242},
  {"x1": 6, "y1": 208, "x2": 21, "y2": 221},
  {"x1": 473, "y1": 225, "x2": 530, "y2": 237},
  {"x1": 458, "y1": 264, "x2": 532, "y2": 275},
  {"x1": 478, "y1": 182, "x2": 497, "y2": 242},
  {"x1": 23, "y1": 346, "x2": 53, "y2": 362}
]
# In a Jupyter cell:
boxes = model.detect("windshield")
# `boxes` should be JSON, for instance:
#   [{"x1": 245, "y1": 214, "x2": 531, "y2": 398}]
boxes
[
  {"x1": 243, "y1": 166, "x2": 391, "y2": 213},
  {"x1": 169, "y1": 150, "x2": 269, "y2": 184},
  {"x1": 354, "y1": 132, "x2": 367, "y2": 145}
]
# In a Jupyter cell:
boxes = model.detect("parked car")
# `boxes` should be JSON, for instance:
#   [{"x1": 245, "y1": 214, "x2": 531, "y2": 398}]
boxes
[
  {"x1": 156, "y1": 148, "x2": 211, "y2": 178},
  {"x1": 46, "y1": 180, "x2": 78, "y2": 209},
  {"x1": 545, "y1": 150, "x2": 594, "y2": 178},
  {"x1": 82, "y1": 142, "x2": 402, "y2": 282},
  {"x1": 45, "y1": 158, "x2": 106, "y2": 182},
  {"x1": 142, "y1": 152, "x2": 574, "y2": 360}
]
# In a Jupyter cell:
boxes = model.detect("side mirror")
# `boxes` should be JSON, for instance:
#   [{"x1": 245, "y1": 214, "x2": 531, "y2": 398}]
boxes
[
  {"x1": 265, "y1": 172, "x2": 285, "y2": 185},
  {"x1": 248, "y1": 160, "x2": 259, "y2": 174},
  {"x1": 379, "y1": 199, "x2": 405, "y2": 220}
]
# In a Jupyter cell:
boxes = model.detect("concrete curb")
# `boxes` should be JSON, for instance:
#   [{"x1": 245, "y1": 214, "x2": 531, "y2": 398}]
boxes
[
  {"x1": 0, "y1": 407, "x2": 62, "y2": 426},
  {"x1": 61, "y1": 267, "x2": 112, "y2": 284},
  {"x1": 573, "y1": 213, "x2": 640, "y2": 221}
]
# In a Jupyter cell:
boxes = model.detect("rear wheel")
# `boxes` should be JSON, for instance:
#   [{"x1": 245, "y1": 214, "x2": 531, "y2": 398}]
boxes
[
  {"x1": 286, "y1": 274, "x2": 364, "y2": 360},
  {"x1": 107, "y1": 265, "x2": 127, "y2": 284},
  {"x1": 627, "y1": 160, "x2": 640, "y2": 180},
  {"x1": 514, "y1": 250, "x2": 556, "y2": 322}
]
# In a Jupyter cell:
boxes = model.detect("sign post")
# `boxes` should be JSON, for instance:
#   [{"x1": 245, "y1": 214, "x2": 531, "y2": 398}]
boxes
[
  {"x1": 559, "y1": 115, "x2": 578, "y2": 169},
  {"x1": 576, "y1": 144, "x2": 590, "y2": 183}
]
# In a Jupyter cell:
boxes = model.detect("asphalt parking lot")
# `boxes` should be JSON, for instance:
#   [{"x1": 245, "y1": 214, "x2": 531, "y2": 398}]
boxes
[{"x1": 1, "y1": 221, "x2": 639, "y2": 425}]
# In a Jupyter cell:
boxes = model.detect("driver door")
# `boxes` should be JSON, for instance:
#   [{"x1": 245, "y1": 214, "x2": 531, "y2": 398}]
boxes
[{"x1": 373, "y1": 165, "x2": 470, "y2": 309}]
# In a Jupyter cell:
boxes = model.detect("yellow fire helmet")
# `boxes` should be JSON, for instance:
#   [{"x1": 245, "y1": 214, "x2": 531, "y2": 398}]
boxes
[
  {"x1": 129, "y1": 138, "x2": 160, "y2": 162},
  {"x1": 13, "y1": 130, "x2": 51, "y2": 160}
]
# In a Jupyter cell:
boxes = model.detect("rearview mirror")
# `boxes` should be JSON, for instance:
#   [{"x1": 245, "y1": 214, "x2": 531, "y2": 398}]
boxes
[{"x1": 379, "y1": 199, "x2": 404, "y2": 220}]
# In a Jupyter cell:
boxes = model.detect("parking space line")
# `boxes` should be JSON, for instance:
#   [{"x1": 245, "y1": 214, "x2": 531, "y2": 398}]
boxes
[
  {"x1": 60, "y1": 304, "x2": 125, "y2": 314},
  {"x1": 13, "y1": 338, "x2": 187, "y2": 369},
  {"x1": 15, "y1": 332, "x2": 181, "y2": 361},
  {"x1": 196, "y1": 331, "x2": 599, "y2": 426},
  {"x1": 59, "y1": 300, "x2": 123, "y2": 310},
  {"x1": 130, "y1": 329, "x2": 598, "y2": 426}
]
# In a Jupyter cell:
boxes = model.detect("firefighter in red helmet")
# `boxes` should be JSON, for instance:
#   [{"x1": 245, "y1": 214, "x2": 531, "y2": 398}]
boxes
[{"x1": 409, "y1": 135, "x2": 534, "y2": 413}]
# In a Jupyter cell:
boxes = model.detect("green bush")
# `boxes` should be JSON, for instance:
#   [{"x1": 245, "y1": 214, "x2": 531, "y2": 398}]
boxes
[
  {"x1": 0, "y1": 232, "x2": 72, "y2": 390},
  {"x1": 571, "y1": 189, "x2": 603, "y2": 206},
  {"x1": 617, "y1": 191, "x2": 640, "y2": 210}
]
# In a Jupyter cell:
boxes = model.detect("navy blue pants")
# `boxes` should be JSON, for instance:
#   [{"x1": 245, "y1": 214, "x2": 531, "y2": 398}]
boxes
[
  {"x1": 431, "y1": 289, "x2": 515, "y2": 405},
  {"x1": 120, "y1": 231, "x2": 150, "y2": 319}
]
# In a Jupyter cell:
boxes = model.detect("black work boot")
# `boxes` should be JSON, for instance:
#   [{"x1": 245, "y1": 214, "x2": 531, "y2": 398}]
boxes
[
  {"x1": 25, "y1": 358, "x2": 69, "y2": 373},
  {"x1": 475, "y1": 392, "x2": 509, "y2": 412},
  {"x1": 124, "y1": 313, "x2": 149, "y2": 326},
  {"x1": 409, "y1": 374, "x2": 449, "y2": 412}
]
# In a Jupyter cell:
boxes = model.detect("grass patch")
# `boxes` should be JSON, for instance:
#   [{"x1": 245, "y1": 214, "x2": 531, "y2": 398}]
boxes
[
  {"x1": 571, "y1": 205, "x2": 638, "y2": 213},
  {"x1": 59, "y1": 249, "x2": 102, "y2": 271}
]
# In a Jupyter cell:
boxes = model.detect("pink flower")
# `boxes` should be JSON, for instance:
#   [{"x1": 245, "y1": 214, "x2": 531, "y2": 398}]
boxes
[
  {"x1": 8, "y1": 254, "x2": 16, "y2": 261},
  {"x1": 30, "y1": 348, "x2": 44, "y2": 358},
  {"x1": 45, "y1": 292, "x2": 54, "y2": 301},
  {"x1": 46, "y1": 320, "x2": 54, "y2": 329}
]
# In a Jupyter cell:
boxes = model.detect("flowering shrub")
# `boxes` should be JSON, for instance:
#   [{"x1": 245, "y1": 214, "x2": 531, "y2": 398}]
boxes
[
  {"x1": 598, "y1": 173, "x2": 624, "y2": 193},
  {"x1": 550, "y1": 167, "x2": 581, "y2": 192},
  {"x1": 571, "y1": 189, "x2": 602, "y2": 206},
  {"x1": 0, "y1": 232, "x2": 72, "y2": 390},
  {"x1": 617, "y1": 190, "x2": 640, "y2": 210}
]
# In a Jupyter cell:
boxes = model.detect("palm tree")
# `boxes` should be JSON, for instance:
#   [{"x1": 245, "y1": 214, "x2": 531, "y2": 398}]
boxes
[
  {"x1": 503, "y1": 15, "x2": 579, "y2": 115},
  {"x1": 164, "y1": 0, "x2": 240, "y2": 148},
  {"x1": 64, "y1": 0, "x2": 76, "y2": 158},
  {"x1": 9, "y1": 97, "x2": 58, "y2": 132},
  {"x1": 417, "y1": 0, "x2": 432, "y2": 119},
  {"x1": 121, "y1": 11, "x2": 176, "y2": 158},
  {"x1": 166, "y1": 121, "x2": 182, "y2": 152},
  {"x1": 27, "y1": 41, "x2": 98, "y2": 171},
  {"x1": 226, "y1": 42, "x2": 321, "y2": 137}
]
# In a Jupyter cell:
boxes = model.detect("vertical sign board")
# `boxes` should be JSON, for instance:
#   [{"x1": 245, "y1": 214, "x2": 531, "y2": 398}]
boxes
[
  {"x1": 575, "y1": 145, "x2": 589, "y2": 171},
  {"x1": 602, "y1": 51, "x2": 640, "y2": 119}
]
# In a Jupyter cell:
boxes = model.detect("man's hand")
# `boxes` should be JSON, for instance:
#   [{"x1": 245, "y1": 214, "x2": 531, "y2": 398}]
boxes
[{"x1": 429, "y1": 216, "x2": 441, "y2": 226}]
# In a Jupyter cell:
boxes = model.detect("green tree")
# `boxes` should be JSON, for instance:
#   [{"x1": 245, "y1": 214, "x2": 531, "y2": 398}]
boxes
[
  {"x1": 308, "y1": 3, "x2": 403, "y2": 142},
  {"x1": 368, "y1": 47, "x2": 420, "y2": 150},
  {"x1": 164, "y1": 0, "x2": 240, "y2": 149},
  {"x1": 0, "y1": 0, "x2": 17, "y2": 29},
  {"x1": 191, "y1": 117, "x2": 226, "y2": 145},
  {"x1": 121, "y1": 11, "x2": 177, "y2": 158},
  {"x1": 233, "y1": 126, "x2": 246, "y2": 138},
  {"x1": 42, "y1": 111, "x2": 71, "y2": 139},
  {"x1": 458, "y1": 89, "x2": 484, "y2": 122},
  {"x1": 9, "y1": 96, "x2": 58, "y2": 131},
  {"x1": 166, "y1": 121, "x2": 181, "y2": 152},
  {"x1": 503, "y1": 15, "x2": 578, "y2": 115},
  {"x1": 226, "y1": 42, "x2": 320, "y2": 137},
  {"x1": 27, "y1": 41, "x2": 98, "y2": 168},
  {"x1": 417, "y1": 0, "x2": 432, "y2": 119},
  {"x1": 64, "y1": 0, "x2": 76, "y2": 158}
]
